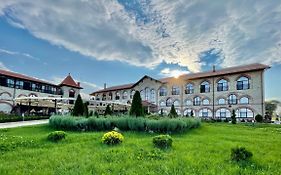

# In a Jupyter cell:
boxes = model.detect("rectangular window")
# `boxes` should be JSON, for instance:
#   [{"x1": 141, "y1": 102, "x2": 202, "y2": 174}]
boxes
[
  {"x1": 217, "y1": 83, "x2": 228, "y2": 91},
  {"x1": 7, "y1": 79, "x2": 15, "y2": 88},
  {"x1": 237, "y1": 81, "x2": 249, "y2": 90},
  {"x1": 200, "y1": 85, "x2": 210, "y2": 93},
  {"x1": 15, "y1": 80, "x2": 24, "y2": 89}
]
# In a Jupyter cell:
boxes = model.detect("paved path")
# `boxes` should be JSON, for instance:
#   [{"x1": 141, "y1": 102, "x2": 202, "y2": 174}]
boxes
[{"x1": 0, "y1": 119, "x2": 49, "y2": 129}]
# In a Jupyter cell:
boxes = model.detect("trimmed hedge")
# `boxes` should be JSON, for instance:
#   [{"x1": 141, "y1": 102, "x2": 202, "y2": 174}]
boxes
[
  {"x1": 49, "y1": 115, "x2": 201, "y2": 133},
  {"x1": 101, "y1": 131, "x2": 124, "y2": 145},
  {"x1": 47, "y1": 131, "x2": 66, "y2": 142},
  {"x1": 0, "y1": 114, "x2": 49, "y2": 123},
  {"x1": 153, "y1": 135, "x2": 172, "y2": 149}
]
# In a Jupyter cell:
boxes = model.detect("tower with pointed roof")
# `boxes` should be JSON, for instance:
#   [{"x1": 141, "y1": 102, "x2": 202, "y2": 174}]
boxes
[{"x1": 59, "y1": 73, "x2": 83, "y2": 104}]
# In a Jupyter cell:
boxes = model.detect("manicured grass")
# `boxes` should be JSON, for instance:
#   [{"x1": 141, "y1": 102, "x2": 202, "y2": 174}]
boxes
[{"x1": 0, "y1": 123, "x2": 281, "y2": 175}]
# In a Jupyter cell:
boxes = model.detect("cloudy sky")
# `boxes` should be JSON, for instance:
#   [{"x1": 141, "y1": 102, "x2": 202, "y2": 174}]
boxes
[{"x1": 0, "y1": 0, "x2": 280, "y2": 100}]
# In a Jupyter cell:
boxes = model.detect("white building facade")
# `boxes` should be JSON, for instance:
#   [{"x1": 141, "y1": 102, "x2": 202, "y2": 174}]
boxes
[
  {"x1": 91, "y1": 63, "x2": 269, "y2": 120},
  {"x1": 0, "y1": 69, "x2": 82, "y2": 114}
]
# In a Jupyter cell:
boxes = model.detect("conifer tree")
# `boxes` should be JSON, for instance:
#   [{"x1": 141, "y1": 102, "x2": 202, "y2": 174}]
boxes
[
  {"x1": 129, "y1": 91, "x2": 144, "y2": 117},
  {"x1": 168, "y1": 104, "x2": 178, "y2": 118},
  {"x1": 231, "y1": 109, "x2": 236, "y2": 124},
  {"x1": 72, "y1": 94, "x2": 84, "y2": 116},
  {"x1": 104, "y1": 104, "x2": 112, "y2": 116},
  {"x1": 83, "y1": 102, "x2": 89, "y2": 117}
]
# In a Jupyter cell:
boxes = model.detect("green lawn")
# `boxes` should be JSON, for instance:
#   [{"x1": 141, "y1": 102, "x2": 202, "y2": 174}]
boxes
[{"x1": 0, "y1": 123, "x2": 281, "y2": 175}]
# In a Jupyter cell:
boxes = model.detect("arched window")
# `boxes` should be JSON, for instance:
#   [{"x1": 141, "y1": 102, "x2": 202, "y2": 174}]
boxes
[
  {"x1": 202, "y1": 99, "x2": 210, "y2": 105},
  {"x1": 172, "y1": 86, "x2": 180, "y2": 95},
  {"x1": 122, "y1": 91, "x2": 128, "y2": 99},
  {"x1": 109, "y1": 92, "x2": 113, "y2": 100},
  {"x1": 228, "y1": 94, "x2": 237, "y2": 105},
  {"x1": 166, "y1": 98, "x2": 173, "y2": 107},
  {"x1": 159, "y1": 87, "x2": 167, "y2": 96},
  {"x1": 236, "y1": 108, "x2": 254, "y2": 118},
  {"x1": 200, "y1": 81, "x2": 210, "y2": 93},
  {"x1": 145, "y1": 87, "x2": 150, "y2": 101},
  {"x1": 218, "y1": 98, "x2": 226, "y2": 105},
  {"x1": 185, "y1": 83, "x2": 194, "y2": 94},
  {"x1": 158, "y1": 109, "x2": 168, "y2": 115},
  {"x1": 140, "y1": 90, "x2": 145, "y2": 100},
  {"x1": 185, "y1": 99, "x2": 192, "y2": 106},
  {"x1": 237, "y1": 76, "x2": 250, "y2": 90},
  {"x1": 176, "y1": 109, "x2": 181, "y2": 115},
  {"x1": 184, "y1": 108, "x2": 195, "y2": 117},
  {"x1": 150, "y1": 89, "x2": 156, "y2": 103},
  {"x1": 199, "y1": 108, "x2": 212, "y2": 118},
  {"x1": 240, "y1": 97, "x2": 249, "y2": 104},
  {"x1": 217, "y1": 79, "x2": 228, "y2": 91},
  {"x1": 193, "y1": 96, "x2": 201, "y2": 106},
  {"x1": 130, "y1": 90, "x2": 135, "y2": 99},
  {"x1": 115, "y1": 91, "x2": 120, "y2": 100},
  {"x1": 173, "y1": 99, "x2": 180, "y2": 107},
  {"x1": 216, "y1": 108, "x2": 231, "y2": 118},
  {"x1": 69, "y1": 89, "x2": 75, "y2": 98},
  {"x1": 159, "y1": 100, "x2": 166, "y2": 107}
]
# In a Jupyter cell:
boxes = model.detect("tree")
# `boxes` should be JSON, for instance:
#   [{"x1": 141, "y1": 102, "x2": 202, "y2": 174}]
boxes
[
  {"x1": 255, "y1": 114, "x2": 263, "y2": 123},
  {"x1": 265, "y1": 100, "x2": 279, "y2": 121},
  {"x1": 72, "y1": 94, "x2": 84, "y2": 116},
  {"x1": 83, "y1": 102, "x2": 89, "y2": 117},
  {"x1": 190, "y1": 110, "x2": 194, "y2": 117},
  {"x1": 231, "y1": 109, "x2": 236, "y2": 124},
  {"x1": 104, "y1": 104, "x2": 112, "y2": 116},
  {"x1": 168, "y1": 104, "x2": 178, "y2": 118},
  {"x1": 129, "y1": 91, "x2": 144, "y2": 117}
]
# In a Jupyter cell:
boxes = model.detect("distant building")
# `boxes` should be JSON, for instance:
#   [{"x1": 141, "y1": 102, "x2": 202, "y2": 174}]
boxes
[
  {"x1": 0, "y1": 69, "x2": 82, "y2": 114},
  {"x1": 91, "y1": 63, "x2": 270, "y2": 120}
]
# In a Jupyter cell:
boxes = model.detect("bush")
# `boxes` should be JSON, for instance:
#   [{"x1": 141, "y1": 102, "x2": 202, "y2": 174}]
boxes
[
  {"x1": 101, "y1": 131, "x2": 124, "y2": 145},
  {"x1": 47, "y1": 131, "x2": 66, "y2": 142},
  {"x1": 72, "y1": 94, "x2": 84, "y2": 116},
  {"x1": 129, "y1": 91, "x2": 144, "y2": 117},
  {"x1": 168, "y1": 104, "x2": 178, "y2": 118},
  {"x1": 231, "y1": 110, "x2": 236, "y2": 124},
  {"x1": 255, "y1": 114, "x2": 263, "y2": 123},
  {"x1": 231, "y1": 147, "x2": 253, "y2": 162},
  {"x1": 153, "y1": 135, "x2": 172, "y2": 149},
  {"x1": 49, "y1": 115, "x2": 201, "y2": 133},
  {"x1": 0, "y1": 114, "x2": 49, "y2": 123}
]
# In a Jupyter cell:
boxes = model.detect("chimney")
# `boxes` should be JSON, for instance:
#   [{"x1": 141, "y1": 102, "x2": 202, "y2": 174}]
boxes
[
  {"x1": 212, "y1": 65, "x2": 216, "y2": 72},
  {"x1": 104, "y1": 83, "x2": 107, "y2": 90},
  {"x1": 77, "y1": 82, "x2": 80, "y2": 87}
]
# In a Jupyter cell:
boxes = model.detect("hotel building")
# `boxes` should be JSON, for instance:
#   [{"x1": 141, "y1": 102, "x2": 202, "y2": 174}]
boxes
[
  {"x1": 91, "y1": 63, "x2": 269, "y2": 119},
  {"x1": 0, "y1": 69, "x2": 82, "y2": 114}
]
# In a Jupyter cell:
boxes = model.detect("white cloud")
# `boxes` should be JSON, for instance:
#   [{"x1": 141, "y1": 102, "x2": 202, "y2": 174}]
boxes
[
  {"x1": 160, "y1": 68, "x2": 189, "y2": 78},
  {"x1": 0, "y1": 48, "x2": 40, "y2": 60},
  {"x1": 0, "y1": 0, "x2": 280, "y2": 72},
  {"x1": 0, "y1": 62, "x2": 10, "y2": 71}
]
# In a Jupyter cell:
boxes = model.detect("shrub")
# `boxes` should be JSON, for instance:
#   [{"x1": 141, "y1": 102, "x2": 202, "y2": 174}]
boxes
[
  {"x1": 49, "y1": 115, "x2": 201, "y2": 133},
  {"x1": 255, "y1": 114, "x2": 263, "y2": 123},
  {"x1": 47, "y1": 131, "x2": 66, "y2": 142},
  {"x1": 104, "y1": 104, "x2": 113, "y2": 116},
  {"x1": 101, "y1": 131, "x2": 124, "y2": 145},
  {"x1": 153, "y1": 135, "x2": 172, "y2": 149},
  {"x1": 231, "y1": 147, "x2": 253, "y2": 162}
]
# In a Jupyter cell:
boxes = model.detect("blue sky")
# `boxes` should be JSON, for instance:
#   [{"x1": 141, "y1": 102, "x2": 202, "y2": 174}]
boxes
[{"x1": 0, "y1": 0, "x2": 280, "y2": 100}]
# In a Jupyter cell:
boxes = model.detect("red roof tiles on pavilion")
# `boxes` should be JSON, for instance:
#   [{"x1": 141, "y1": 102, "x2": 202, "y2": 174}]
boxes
[{"x1": 59, "y1": 74, "x2": 82, "y2": 89}]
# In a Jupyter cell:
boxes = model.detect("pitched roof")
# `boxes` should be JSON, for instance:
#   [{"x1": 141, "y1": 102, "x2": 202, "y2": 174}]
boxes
[
  {"x1": 160, "y1": 63, "x2": 270, "y2": 82},
  {"x1": 91, "y1": 75, "x2": 161, "y2": 94},
  {"x1": 59, "y1": 74, "x2": 82, "y2": 89},
  {"x1": 0, "y1": 69, "x2": 57, "y2": 86}
]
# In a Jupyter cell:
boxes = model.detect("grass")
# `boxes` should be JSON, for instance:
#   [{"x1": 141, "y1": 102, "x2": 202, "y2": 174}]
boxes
[{"x1": 0, "y1": 123, "x2": 281, "y2": 175}]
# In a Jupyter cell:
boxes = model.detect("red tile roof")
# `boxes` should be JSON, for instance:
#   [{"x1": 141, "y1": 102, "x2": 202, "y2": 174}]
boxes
[
  {"x1": 91, "y1": 63, "x2": 269, "y2": 94},
  {"x1": 59, "y1": 74, "x2": 82, "y2": 89},
  {"x1": 0, "y1": 69, "x2": 57, "y2": 86}
]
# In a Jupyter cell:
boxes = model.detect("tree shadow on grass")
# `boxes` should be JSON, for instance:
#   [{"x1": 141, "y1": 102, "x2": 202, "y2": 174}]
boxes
[{"x1": 232, "y1": 159, "x2": 267, "y2": 173}]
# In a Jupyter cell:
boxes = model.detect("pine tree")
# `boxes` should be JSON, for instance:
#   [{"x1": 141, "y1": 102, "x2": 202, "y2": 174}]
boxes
[
  {"x1": 104, "y1": 104, "x2": 112, "y2": 116},
  {"x1": 231, "y1": 109, "x2": 236, "y2": 124},
  {"x1": 72, "y1": 94, "x2": 84, "y2": 116},
  {"x1": 83, "y1": 102, "x2": 89, "y2": 117},
  {"x1": 190, "y1": 110, "x2": 194, "y2": 117},
  {"x1": 129, "y1": 91, "x2": 144, "y2": 117},
  {"x1": 168, "y1": 104, "x2": 178, "y2": 118}
]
